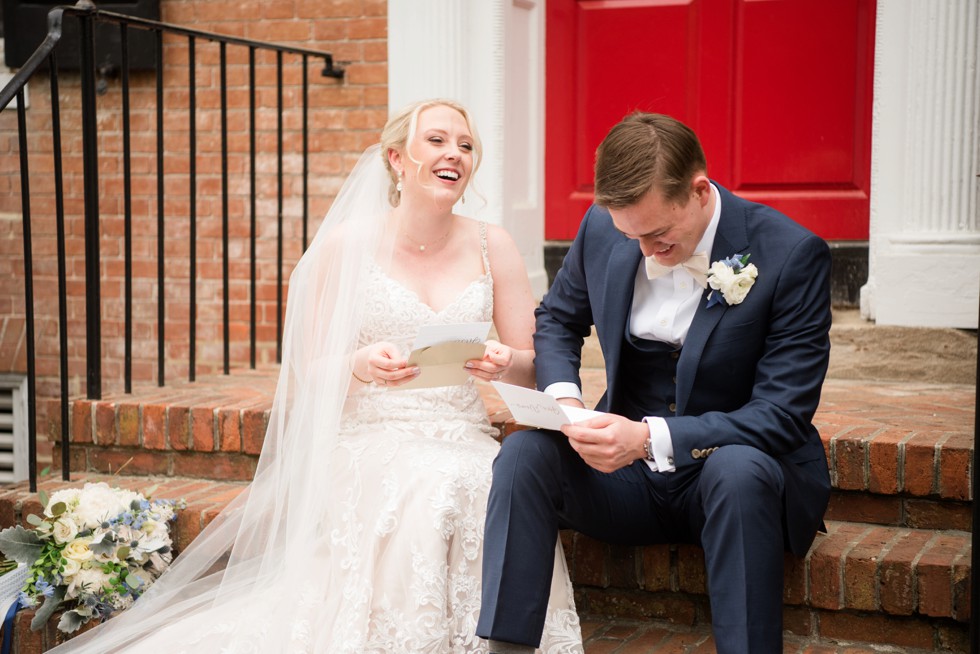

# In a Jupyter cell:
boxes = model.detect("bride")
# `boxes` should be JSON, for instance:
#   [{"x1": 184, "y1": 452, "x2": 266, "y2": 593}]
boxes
[{"x1": 48, "y1": 99, "x2": 583, "y2": 653}]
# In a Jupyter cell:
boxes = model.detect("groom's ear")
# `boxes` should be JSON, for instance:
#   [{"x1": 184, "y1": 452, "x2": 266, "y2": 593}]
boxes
[{"x1": 691, "y1": 174, "x2": 711, "y2": 206}]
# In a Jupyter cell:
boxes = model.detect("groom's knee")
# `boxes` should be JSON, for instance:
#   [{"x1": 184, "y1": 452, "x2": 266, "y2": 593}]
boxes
[
  {"x1": 495, "y1": 429, "x2": 562, "y2": 473},
  {"x1": 492, "y1": 429, "x2": 567, "y2": 496},
  {"x1": 700, "y1": 445, "x2": 784, "y2": 511}
]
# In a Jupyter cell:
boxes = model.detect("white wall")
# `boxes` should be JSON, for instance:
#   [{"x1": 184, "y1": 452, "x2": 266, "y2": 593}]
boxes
[
  {"x1": 388, "y1": 0, "x2": 548, "y2": 297},
  {"x1": 862, "y1": 0, "x2": 980, "y2": 328}
]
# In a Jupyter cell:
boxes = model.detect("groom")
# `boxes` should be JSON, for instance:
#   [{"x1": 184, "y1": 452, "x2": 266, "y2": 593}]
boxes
[{"x1": 477, "y1": 113, "x2": 832, "y2": 653}]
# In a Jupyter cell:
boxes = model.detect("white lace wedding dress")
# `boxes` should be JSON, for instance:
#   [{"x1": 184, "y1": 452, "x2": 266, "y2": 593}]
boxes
[{"x1": 134, "y1": 225, "x2": 583, "y2": 653}]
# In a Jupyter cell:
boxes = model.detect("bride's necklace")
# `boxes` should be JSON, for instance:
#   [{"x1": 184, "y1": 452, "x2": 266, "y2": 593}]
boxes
[{"x1": 403, "y1": 226, "x2": 452, "y2": 252}]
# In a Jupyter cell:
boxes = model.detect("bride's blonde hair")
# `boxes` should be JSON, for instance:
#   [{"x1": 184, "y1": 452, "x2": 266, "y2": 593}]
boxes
[{"x1": 380, "y1": 99, "x2": 483, "y2": 206}]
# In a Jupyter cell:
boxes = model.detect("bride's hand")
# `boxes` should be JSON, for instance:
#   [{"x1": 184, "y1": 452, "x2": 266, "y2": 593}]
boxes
[
  {"x1": 465, "y1": 340, "x2": 513, "y2": 382},
  {"x1": 355, "y1": 342, "x2": 420, "y2": 387}
]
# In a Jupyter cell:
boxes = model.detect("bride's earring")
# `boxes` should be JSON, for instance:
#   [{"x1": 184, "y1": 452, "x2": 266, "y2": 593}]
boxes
[
  {"x1": 461, "y1": 194, "x2": 466, "y2": 205},
  {"x1": 396, "y1": 171, "x2": 403, "y2": 193}
]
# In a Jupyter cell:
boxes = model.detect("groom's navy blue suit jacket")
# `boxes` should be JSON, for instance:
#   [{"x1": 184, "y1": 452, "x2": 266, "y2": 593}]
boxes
[{"x1": 533, "y1": 183, "x2": 832, "y2": 556}]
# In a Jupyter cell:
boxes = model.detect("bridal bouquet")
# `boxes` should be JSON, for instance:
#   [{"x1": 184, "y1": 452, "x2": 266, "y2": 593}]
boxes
[{"x1": 0, "y1": 482, "x2": 185, "y2": 633}]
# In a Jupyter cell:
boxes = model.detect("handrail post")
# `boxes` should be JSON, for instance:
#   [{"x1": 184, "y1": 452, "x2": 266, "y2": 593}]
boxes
[{"x1": 78, "y1": 2, "x2": 102, "y2": 400}]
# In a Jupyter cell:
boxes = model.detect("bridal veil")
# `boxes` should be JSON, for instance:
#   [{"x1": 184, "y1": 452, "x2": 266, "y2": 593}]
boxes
[{"x1": 49, "y1": 144, "x2": 397, "y2": 652}]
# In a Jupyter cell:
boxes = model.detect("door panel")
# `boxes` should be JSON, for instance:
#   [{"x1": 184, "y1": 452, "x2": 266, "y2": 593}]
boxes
[{"x1": 545, "y1": 0, "x2": 875, "y2": 240}]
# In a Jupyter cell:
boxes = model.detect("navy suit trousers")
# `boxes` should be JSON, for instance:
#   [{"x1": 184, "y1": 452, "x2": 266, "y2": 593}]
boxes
[{"x1": 476, "y1": 430, "x2": 787, "y2": 654}]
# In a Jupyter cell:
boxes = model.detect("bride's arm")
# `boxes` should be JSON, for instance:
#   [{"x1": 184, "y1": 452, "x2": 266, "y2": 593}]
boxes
[
  {"x1": 350, "y1": 342, "x2": 420, "y2": 388},
  {"x1": 481, "y1": 224, "x2": 537, "y2": 389}
]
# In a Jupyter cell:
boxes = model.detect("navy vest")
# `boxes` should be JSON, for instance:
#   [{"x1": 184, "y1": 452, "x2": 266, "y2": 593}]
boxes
[{"x1": 614, "y1": 333, "x2": 681, "y2": 422}]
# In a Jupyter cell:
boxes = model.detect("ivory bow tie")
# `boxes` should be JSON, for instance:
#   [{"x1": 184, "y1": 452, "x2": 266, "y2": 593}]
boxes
[{"x1": 645, "y1": 251, "x2": 710, "y2": 288}]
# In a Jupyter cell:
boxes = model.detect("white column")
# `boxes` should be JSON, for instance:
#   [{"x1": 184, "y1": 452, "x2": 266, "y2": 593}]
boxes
[
  {"x1": 388, "y1": 0, "x2": 548, "y2": 297},
  {"x1": 862, "y1": 0, "x2": 980, "y2": 328}
]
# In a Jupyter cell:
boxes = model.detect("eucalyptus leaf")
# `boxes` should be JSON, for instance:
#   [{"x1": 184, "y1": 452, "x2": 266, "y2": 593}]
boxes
[
  {"x1": 115, "y1": 546, "x2": 131, "y2": 560},
  {"x1": 30, "y1": 585, "x2": 66, "y2": 631},
  {"x1": 49, "y1": 502, "x2": 66, "y2": 517},
  {"x1": 143, "y1": 483, "x2": 159, "y2": 498},
  {"x1": 25, "y1": 514, "x2": 43, "y2": 527},
  {"x1": 125, "y1": 573, "x2": 143, "y2": 589},
  {"x1": 56, "y1": 609, "x2": 86, "y2": 634},
  {"x1": 37, "y1": 490, "x2": 49, "y2": 509},
  {"x1": 0, "y1": 526, "x2": 43, "y2": 564}
]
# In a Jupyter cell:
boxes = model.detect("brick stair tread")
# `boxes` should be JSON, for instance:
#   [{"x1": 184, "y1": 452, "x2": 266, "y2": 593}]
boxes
[
  {"x1": 566, "y1": 520, "x2": 970, "y2": 624},
  {"x1": 1, "y1": 477, "x2": 969, "y2": 622},
  {"x1": 54, "y1": 372, "x2": 975, "y2": 509}
]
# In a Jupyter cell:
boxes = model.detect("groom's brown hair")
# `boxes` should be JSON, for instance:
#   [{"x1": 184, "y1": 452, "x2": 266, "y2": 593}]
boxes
[{"x1": 593, "y1": 112, "x2": 707, "y2": 209}]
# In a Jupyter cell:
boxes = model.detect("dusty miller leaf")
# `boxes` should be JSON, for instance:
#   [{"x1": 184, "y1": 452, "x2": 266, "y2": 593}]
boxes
[
  {"x1": 0, "y1": 526, "x2": 43, "y2": 564},
  {"x1": 57, "y1": 609, "x2": 87, "y2": 634},
  {"x1": 30, "y1": 585, "x2": 66, "y2": 632}
]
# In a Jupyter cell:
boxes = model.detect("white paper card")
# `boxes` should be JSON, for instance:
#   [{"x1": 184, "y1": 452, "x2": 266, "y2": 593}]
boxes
[
  {"x1": 398, "y1": 322, "x2": 493, "y2": 390},
  {"x1": 491, "y1": 381, "x2": 605, "y2": 430},
  {"x1": 412, "y1": 322, "x2": 491, "y2": 350}
]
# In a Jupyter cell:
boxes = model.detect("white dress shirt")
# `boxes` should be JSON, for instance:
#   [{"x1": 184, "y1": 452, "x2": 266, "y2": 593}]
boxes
[{"x1": 545, "y1": 184, "x2": 722, "y2": 473}]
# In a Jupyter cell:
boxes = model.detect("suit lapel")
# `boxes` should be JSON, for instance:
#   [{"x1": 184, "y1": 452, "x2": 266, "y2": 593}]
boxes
[
  {"x1": 601, "y1": 239, "x2": 642, "y2": 406},
  {"x1": 676, "y1": 187, "x2": 749, "y2": 414}
]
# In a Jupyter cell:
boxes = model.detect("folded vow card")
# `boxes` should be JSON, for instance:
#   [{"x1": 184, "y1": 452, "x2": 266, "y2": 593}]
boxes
[
  {"x1": 399, "y1": 322, "x2": 492, "y2": 390},
  {"x1": 490, "y1": 381, "x2": 606, "y2": 431}
]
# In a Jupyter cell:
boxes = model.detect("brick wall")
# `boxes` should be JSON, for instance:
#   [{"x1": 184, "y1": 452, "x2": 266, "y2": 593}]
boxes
[{"x1": 0, "y1": 0, "x2": 388, "y2": 407}]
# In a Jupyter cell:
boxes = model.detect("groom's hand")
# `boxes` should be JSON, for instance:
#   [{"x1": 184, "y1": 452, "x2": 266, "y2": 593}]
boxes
[{"x1": 561, "y1": 414, "x2": 648, "y2": 473}]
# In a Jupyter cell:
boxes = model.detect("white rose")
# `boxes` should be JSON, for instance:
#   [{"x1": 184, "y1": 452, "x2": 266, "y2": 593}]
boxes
[
  {"x1": 65, "y1": 567, "x2": 112, "y2": 600},
  {"x1": 723, "y1": 263, "x2": 758, "y2": 305},
  {"x1": 44, "y1": 488, "x2": 81, "y2": 518},
  {"x1": 707, "y1": 261, "x2": 737, "y2": 290},
  {"x1": 62, "y1": 537, "x2": 95, "y2": 563},
  {"x1": 51, "y1": 517, "x2": 79, "y2": 544},
  {"x1": 60, "y1": 556, "x2": 81, "y2": 578},
  {"x1": 73, "y1": 483, "x2": 126, "y2": 529}
]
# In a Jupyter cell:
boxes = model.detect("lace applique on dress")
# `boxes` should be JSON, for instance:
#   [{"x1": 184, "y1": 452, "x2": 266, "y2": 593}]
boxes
[{"x1": 135, "y1": 222, "x2": 582, "y2": 654}]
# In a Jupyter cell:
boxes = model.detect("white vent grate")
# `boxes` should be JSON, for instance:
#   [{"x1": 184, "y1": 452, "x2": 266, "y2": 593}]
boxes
[{"x1": 0, "y1": 375, "x2": 28, "y2": 484}]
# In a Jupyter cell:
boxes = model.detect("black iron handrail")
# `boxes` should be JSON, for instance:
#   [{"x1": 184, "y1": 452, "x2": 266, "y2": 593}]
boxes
[{"x1": 1, "y1": 1, "x2": 344, "y2": 492}]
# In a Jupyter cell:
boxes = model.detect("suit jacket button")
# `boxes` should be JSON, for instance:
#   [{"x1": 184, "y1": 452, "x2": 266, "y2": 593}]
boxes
[
  {"x1": 691, "y1": 449, "x2": 701, "y2": 459},
  {"x1": 667, "y1": 456, "x2": 674, "y2": 465},
  {"x1": 668, "y1": 402, "x2": 676, "y2": 412},
  {"x1": 670, "y1": 352, "x2": 680, "y2": 360}
]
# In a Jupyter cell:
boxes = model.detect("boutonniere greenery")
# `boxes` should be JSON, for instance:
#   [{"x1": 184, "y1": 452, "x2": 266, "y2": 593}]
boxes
[{"x1": 706, "y1": 253, "x2": 758, "y2": 308}]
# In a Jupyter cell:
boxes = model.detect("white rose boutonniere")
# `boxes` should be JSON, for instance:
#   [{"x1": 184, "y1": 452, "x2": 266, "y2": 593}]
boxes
[{"x1": 706, "y1": 253, "x2": 758, "y2": 308}]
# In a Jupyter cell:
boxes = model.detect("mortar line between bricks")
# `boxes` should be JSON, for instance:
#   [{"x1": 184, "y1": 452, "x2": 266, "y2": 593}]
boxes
[
  {"x1": 137, "y1": 403, "x2": 145, "y2": 448},
  {"x1": 951, "y1": 539, "x2": 971, "y2": 621},
  {"x1": 837, "y1": 525, "x2": 873, "y2": 608},
  {"x1": 929, "y1": 431, "x2": 952, "y2": 497},
  {"x1": 909, "y1": 531, "x2": 943, "y2": 614},
  {"x1": 828, "y1": 424, "x2": 865, "y2": 489},
  {"x1": 861, "y1": 426, "x2": 890, "y2": 491},
  {"x1": 895, "y1": 430, "x2": 916, "y2": 497},
  {"x1": 875, "y1": 528, "x2": 909, "y2": 613}
]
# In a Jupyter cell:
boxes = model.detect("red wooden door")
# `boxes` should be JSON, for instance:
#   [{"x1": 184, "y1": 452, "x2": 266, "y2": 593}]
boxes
[{"x1": 545, "y1": 0, "x2": 876, "y2": 241}]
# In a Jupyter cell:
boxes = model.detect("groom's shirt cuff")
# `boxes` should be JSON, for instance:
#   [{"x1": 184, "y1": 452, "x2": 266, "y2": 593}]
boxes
[
  {"x1": 642, "y1": 417, "x2": 676, "y2": 472},
  {"x1": 542, "y1": 382, "x2": 583, "y2": 404}
]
